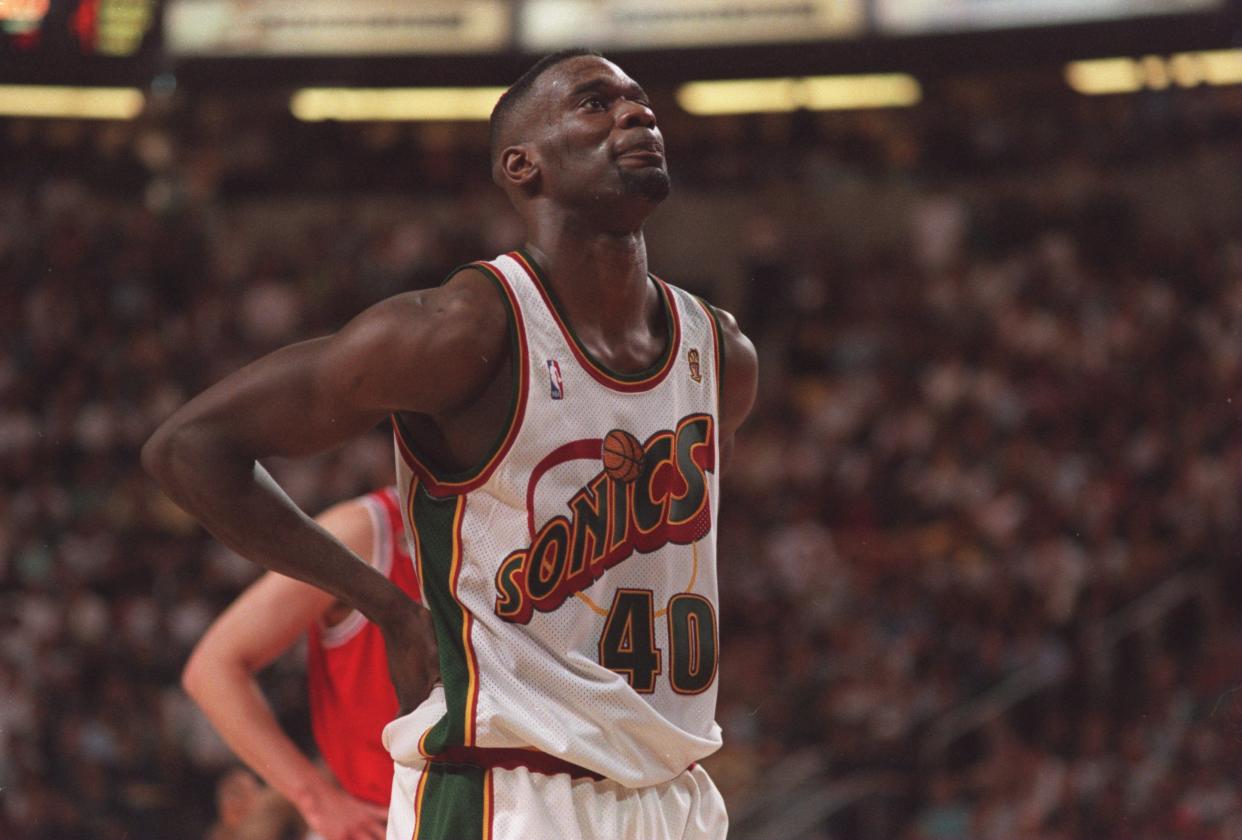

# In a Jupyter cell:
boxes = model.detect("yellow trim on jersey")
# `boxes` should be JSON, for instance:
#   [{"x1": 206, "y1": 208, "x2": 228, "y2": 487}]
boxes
[
  {"x1": 576, "y1": 540, "x2": 699, "y2": 619},
  {"x1": 654, "y1": 541, "x2": 699, "y2": 618},
  {"x1": 406, "y1": 475, "x2": 430, "y2": 617},
  {"x1": 574, "y1": 591, "x2": 609, "y2": 616},
  {"x1": 482, "y1": 769, "x2": 494, "y2": 840},
  {"x1": 412, "y1": 765, "x2": 430, "y2": 838},
  {"x1": 446, "y1": 495, "x2": 480, "y2": 747}
]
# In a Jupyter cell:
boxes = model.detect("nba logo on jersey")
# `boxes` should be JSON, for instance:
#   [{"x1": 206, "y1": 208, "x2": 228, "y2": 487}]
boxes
[{"x1": 547, "y1": 358, "x2": 564, "y2": 400}]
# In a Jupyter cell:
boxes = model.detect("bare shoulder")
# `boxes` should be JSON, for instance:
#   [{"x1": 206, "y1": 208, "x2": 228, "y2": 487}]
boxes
[
  {"x1": 337, "y1": 267, "x2": 508, "y2": 363},
  {"x1": 710, "y1": 305, "x2": 758, "y2": 437},
  {"x1": 321, "y1": 266, "x2": 512, "y2": 416}
]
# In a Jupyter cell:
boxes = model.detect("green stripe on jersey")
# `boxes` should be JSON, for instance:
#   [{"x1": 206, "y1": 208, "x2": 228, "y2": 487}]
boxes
[
  {"x1": 416, "y1": 763, "x2": 487, "y2": 840},
  {"x1": 411, "y1": 485, "x2": 473, "y2": 753}
]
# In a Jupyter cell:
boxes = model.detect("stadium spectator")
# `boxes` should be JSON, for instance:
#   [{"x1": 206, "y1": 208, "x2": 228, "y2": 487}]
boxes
[{"x1": 2, "y1": 86, "x2": 1240, "y2": 838}]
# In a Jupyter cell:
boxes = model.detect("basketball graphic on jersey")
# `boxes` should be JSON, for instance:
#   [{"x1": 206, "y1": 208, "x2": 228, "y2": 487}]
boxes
[
  {"x1": 393, "y1": 251, "x2": 725, "y2": 789},
  {"x1": 602, "y1": 429, "x2": 644, "y2": 483}
]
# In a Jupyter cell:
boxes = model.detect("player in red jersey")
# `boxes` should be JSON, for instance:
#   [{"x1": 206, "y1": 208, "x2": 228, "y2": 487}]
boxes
[{"x1": 183, "y1": 487, "x2": 433, "y2": 840}]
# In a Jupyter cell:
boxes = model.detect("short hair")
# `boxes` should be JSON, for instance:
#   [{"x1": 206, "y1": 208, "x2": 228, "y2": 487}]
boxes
[{"x1": 489, "y1": 48, "x2": 601, "y2": 167}]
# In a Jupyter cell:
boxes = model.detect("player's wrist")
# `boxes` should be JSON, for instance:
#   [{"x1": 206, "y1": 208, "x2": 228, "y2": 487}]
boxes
[
  {"x1": 287, "y1": 772, "x2": 335, "y2": 817},
  {"x1": 367, "y1": 583, "x2": 421, "y2": 633}
]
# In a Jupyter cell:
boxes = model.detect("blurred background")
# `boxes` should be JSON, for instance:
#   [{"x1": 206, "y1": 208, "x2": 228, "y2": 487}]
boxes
[{"x1": 3, "y1": 1, "x2": 1242, "y2": 838}]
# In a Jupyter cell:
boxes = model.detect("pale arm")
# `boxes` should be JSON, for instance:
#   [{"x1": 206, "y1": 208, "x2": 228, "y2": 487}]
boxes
[{"x1": 183, "y1": 499, "x2": 386, "y2": 840}]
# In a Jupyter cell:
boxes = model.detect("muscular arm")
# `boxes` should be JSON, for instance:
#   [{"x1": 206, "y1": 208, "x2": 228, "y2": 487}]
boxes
[
  {"x1": 183, "y1": 499, "x2": 386, "y2": 840},
  {"x1": 144, "y1": 270, "x2": 506, "y2": 706},
  {"x1": 713, "y1": 307, "x2": 758, "y2": 471}
]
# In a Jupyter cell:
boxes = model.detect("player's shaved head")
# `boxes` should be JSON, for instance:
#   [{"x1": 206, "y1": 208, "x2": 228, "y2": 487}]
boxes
[{"x1": 489, "y1": 48, "x2": 600, "y2": 174}]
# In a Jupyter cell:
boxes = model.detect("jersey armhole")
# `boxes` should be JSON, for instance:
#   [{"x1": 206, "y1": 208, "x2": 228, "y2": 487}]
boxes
[
  {"x1": 391, "y1": 262, "x2": 529, "y2": 497},
  {"x1": 695, "y1": 296, "x2": 727, "y2": 409}
]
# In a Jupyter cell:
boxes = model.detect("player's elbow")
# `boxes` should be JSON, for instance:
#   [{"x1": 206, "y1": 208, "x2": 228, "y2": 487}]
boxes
[
  {"x1": 141, "y1": 420, "x2": 183, "y2": 488},
  {"x1": 180, "y1": 647, "x2": 209, "y2": 702},
  {"x1": 142, "y1": 414, "x2": 215, "y2": 497},
  {"x1": 182, "y1": 641, "x2": 257, "y2": 710}
]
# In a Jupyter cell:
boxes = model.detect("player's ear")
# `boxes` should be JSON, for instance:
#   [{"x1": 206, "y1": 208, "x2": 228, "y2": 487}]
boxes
[{"x1": 499, "y1": 145, "x2": 539, "y2": 191}]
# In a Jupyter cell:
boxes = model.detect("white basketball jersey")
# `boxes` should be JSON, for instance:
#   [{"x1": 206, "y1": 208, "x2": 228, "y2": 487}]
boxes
[{"x1": 390, "y1": 250, "x2": 725, "y2": 789}]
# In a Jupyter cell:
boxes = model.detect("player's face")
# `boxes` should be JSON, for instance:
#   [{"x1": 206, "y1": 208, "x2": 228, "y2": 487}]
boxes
[{"x1": 531, "y1": 56, "x2": 670, "y2": 209}]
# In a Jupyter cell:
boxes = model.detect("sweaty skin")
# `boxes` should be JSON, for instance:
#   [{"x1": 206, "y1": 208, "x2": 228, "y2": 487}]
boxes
[{"x1": 143, "y1": 55, "x2": 757, "y2": 712}]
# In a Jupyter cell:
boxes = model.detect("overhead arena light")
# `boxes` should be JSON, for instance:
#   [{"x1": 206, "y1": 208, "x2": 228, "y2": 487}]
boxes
[
  {"x1": 802, "y1": 74, "x2": 922, "y2": 110},
  {"x1": 1064, "y1": 58, "x2": 1144, "y2": 94},
  {"x1": 0, "y1": 85, "x2": 145, "y2": 119},
  {"x1": 676, "y1": 74, "x2": 922, "y2": 116},
  {"x1": 1066, "y1": 49, "x2": 1242, "y2": 94},
  {"x1": 1197, "y1": 49, "x2": 1242, "y2": 86},
  {"x1": 290, "y1": 87, "x2": 506, "y2": 122}
]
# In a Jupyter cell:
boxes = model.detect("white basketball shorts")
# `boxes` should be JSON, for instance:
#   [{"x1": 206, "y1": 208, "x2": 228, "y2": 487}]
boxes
[{"x1": 386, "y1": 752, "x2": 727, "y2": 840}]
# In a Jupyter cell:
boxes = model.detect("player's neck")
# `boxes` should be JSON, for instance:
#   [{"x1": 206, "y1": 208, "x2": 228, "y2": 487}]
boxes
[{"x1": 524, "y1": 227, "x2": 652, "y2": 337}]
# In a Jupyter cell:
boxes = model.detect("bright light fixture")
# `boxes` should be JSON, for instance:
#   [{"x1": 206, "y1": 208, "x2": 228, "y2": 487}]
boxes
[
  {"x1": 1140, "y1": 55, "x2": 1170, "y2": 91},
  {"x1": 801, "y1": 74, "x2": 921, "y2": 110},
  {"x1": 0, "y1": 85, "x2": 145, "y2": 119},
  {"x1": 1198, "y1": 49, "x2": 1242, "y2": 86},
  {"x1": 1064, "y1": 58, "x2": 1143, "y2": 95},
  {"x1": 676, "y1": 74, "x2": 922, "y2": 116},
  {"x1": 290, "y1": 87, "x2": 507, "y2": 122},
  {"x1": 1167, "y1": 53, "x2": 1204, "y2": 88},
  {"x1": 1068, "y1": 50, "x2": 1242, "y2": 94}
]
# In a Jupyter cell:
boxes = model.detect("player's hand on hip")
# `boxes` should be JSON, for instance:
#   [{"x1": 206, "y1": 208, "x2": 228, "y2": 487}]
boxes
[
  {"x1": 299, "y1": 784, "x2": 388, "y2": 840},
  {"x1": 381, "y1": 606, "x2": 440, "y2": 715}
]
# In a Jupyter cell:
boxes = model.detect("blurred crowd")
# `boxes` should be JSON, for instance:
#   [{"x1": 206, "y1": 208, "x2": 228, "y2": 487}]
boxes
[
  {"x1": 718, "y1": 156, "x2": 1242, "y2": 838},
  {"x1": 2, "y1": 81, "x2": 1241, "y2": 839}
]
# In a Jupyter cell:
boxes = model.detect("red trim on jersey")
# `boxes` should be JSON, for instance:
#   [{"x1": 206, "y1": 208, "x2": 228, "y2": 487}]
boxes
[
  {"x1": 446, "y1": 494, "x2": 481, "y2": 747},
  {"x1": 524, "y1": 438, "x2": 604, "y2": 539},
  {"x1": 374, "y1": 486, "x2": 409, "y2": 568},
  {"x1": 307, "y1": 487, "x2": 420, "y2": 807},
  {"x1": 430, "y1": 746, "x2": 607, "y2": 782},
  {"x1": 695, "y1": 297, "x2": 722, "y2": 395},
  {"x1": 393, "y1": 261, "x2": 529, "y2": 497},
  {"x1": 508, "y1": 250, "x2": 682, "y2": 394},
  {"x1": 425, "y1": 747, "x2": 698, "y2": 787}
]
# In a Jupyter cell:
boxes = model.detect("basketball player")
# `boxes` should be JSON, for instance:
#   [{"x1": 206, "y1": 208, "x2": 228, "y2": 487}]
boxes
[
  {"x1": 144, "y1": 50, "x2": 757, "y2": 839},
  {"x1": 183, "y1": 487, "x2": 430, "y2": 840}
]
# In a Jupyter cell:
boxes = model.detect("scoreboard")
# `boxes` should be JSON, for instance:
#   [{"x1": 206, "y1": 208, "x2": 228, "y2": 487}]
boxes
[
  {"x1": 0, "y1": 0, "x2": 1233, "y2": 89},
  {"x1": 158, "y1": 0, "x2": 1228, "y2": 56},
  {"x1": 875, "y1": 0, "x2": 1223, "y2": 34},
  {"x1": 520, "y1": 0, "x2": 864, "y2": 50},
  {"x1": 1, "y1": 0, "x2": 156, "y2": 57},
  {"x1": 0, "y1": 0, "x2": 1230, "y2": 61},
  {"x1": 164, "y1": 0, "x2": 510, "y2": 56}
]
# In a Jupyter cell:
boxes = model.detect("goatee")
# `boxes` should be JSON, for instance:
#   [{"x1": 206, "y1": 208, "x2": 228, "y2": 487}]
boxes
[{"x1": 619, "y1": 167, "x2": 671, "y2": 203}]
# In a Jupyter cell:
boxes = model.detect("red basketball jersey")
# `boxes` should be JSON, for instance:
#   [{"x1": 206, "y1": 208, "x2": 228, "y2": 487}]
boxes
[{"x1": 306, "y1": 487, "x2": 421, "y2": 806}]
